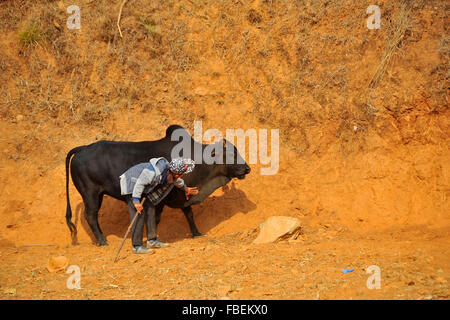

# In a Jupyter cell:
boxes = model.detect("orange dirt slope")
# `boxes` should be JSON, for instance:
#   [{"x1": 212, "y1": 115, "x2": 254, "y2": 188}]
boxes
[{"x1": 0, "y1": 0, "x2": 448, "y2": 299}]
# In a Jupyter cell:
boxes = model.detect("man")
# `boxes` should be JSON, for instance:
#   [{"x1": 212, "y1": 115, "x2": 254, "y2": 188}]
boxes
[{"x1": 119, "y1": 157, "x2": 199, "y2": 254}]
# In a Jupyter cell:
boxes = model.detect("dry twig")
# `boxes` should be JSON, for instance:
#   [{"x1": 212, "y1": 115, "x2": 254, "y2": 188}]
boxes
[
  {"x1": 117, "y1": 0, "x2": 128, "y2": 38},
  {"x1": 368, "y1": 3, "x2": 411, "y2": 89}
]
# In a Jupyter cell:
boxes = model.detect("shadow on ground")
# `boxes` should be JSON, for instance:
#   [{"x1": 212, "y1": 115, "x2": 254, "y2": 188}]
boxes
[{"x1": 73, "y1": 181, "x2": 256, "y2": 244}]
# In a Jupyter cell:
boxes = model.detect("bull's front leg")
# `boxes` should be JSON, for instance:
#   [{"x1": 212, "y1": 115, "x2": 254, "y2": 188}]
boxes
[{"x1": 181, "y1": 206, "x2": 202, "y2": 237}]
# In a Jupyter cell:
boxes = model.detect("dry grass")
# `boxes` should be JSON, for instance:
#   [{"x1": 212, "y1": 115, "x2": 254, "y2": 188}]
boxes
[
  {"x1": 430, "y1": 34, "x2": 449, "y2": 110},
  {"x1": 0, "y1": 0, "x2": 31, "y2": 31},
  {"x1": 368, "y1": 2, "x2": 412, "y2": 89},
  {"x1": 0, "y1": 0, "x2": 446, "y2": 152}
]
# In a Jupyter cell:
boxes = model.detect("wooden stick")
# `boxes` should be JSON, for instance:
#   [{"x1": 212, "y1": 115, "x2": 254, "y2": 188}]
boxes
[
  {"x1": 19, "y1": 244, "x2": 57, "y2": 247},
  {"x1": 113, "y1": 197, "x2": 146, "y2": 263},
  {"x1": 117, "y1": 0, "x2": 128, "y2": 38}
]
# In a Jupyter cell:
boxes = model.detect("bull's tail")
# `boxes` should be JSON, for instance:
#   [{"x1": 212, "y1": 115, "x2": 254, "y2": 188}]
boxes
[{"x1": 66, "y1": 145, "x2": 85, "y2": 245}]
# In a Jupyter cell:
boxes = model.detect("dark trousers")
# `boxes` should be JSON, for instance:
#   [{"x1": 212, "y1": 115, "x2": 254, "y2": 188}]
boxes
[{"x1": 126, "y1": 195, "x2": 157, "y2": 247}]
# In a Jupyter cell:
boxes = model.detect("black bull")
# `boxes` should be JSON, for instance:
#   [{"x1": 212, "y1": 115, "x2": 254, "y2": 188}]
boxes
[{"x1": 65, "y1": 125, "x2": 251, "y2": 245}]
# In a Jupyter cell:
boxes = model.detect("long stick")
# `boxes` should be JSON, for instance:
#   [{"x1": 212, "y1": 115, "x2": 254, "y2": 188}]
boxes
[
  {"x1": 117, "y1": 0, "x2": 128, "y2": 38},
  {"x1": 20, "y1": 244, "x2": 57, "y2": 247},
  {"x1": 114, "y1": 197, "x2": 146, "y2": 263}
]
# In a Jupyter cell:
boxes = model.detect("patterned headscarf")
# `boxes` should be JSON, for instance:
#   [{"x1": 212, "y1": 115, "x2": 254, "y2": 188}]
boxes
[{"x1": 168, "y1": 158, "x2": 195, "y2": 175}]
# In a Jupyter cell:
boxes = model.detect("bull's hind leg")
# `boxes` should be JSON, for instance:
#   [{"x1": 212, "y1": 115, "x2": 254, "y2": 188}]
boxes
[
  {"x1": 181, "y1": 206, "x2": 202, "y2": 237},
  {"x1": 83, "y1": 192, "x2": 107, "y2": 246}
]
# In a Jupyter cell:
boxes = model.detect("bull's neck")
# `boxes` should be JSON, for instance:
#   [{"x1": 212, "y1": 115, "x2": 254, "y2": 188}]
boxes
[{"x1": 186, "y1": 175, "x2": 231, "y2": 206}]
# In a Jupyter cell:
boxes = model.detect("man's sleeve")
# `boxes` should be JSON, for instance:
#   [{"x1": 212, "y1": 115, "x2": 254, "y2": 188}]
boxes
[
  {"x1": 174, "y1": 178, "x2": 186, "y2": 190},
  {"x1": 132, "y1": 168, "x2": 156, "y2": 202}
]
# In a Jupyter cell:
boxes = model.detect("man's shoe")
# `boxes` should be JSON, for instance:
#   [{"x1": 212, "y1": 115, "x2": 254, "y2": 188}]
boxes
[
  {"x1": 147, "y1": 239, "x2": 170, "y2": 248},
  {"x1": 133, "y1": 245, "x2": 155, "y2": 254}
]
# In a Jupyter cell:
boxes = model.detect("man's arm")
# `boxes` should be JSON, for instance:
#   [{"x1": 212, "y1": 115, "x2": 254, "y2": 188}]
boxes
[
  {"x1": 132, "y1": 168, "x2": 156, "y2": 203},
  {"x1": 184, "y1": 186, "x2": 199, "y2": 199},
  {"x1": 174, "y1": 178, "x2": 199, "y2": 200},
  {"x1": 173, "y1": 178, "x2": 186, "y2": 190}
]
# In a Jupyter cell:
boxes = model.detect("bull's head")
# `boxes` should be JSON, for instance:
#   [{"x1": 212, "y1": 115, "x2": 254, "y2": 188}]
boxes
[
  {"x1": 208, "y1": 139, "x2": 251, "y2": 180},
  {"x1": 167, "y1": 124, "x2": 251, "y2": 180}
]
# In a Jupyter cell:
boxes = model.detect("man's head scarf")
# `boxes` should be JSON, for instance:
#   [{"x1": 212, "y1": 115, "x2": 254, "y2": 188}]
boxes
[{"x1": 168, "y1": 158, "x2": 195, "y2": 175}]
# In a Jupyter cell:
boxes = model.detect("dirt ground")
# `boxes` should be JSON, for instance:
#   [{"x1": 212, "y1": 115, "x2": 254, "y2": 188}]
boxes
[
  {"x1": 0, "y1": 0, "x2": 449, "y2": 300},
  {"x1": 0, "y1": 226, "x2": 449, "y2": 300},
  {"x1": 0, "y1": 111, "x2": 448, "y2": 300}
]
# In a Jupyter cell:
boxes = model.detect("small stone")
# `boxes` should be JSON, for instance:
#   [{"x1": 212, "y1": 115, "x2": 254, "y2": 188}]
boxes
[
  {"x1": 224, "y1": 270, "x2": 234, "y2": 277},
  {"x1": 216, "y1": 285, "x2": 232, "y2": 297},
  {"x1": 193, "y1": 86, "x2": 209, "y2": 96},
  {"x1": 4, "y1": 288, "x2": 16, "y2": 295},
  {"x1": 47, "y1": 256, "x2": 69, "y2": 273},
  {"x1": 436, "y1": 277, "x2": 447, "y2": 284},
  {"x1": 408, "y1": 281, "x2": 415, "y2": 286}
]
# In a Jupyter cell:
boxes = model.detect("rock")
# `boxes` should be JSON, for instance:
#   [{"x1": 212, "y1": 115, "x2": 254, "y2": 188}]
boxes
[
  {"x1": 47, "y1": 256, "x2": 69, "y2": 273},
  {"x1": 16, "y1": 114, "x2": 24, "y2": 121},
  {"x1": 436, "y1": 277, "x2": 447, "y2": 284},
  {"x1": 4, "y1": 288, "x2": 16, "y2": 295},
  {"x1": 193, "y1": 86, "x2": 209, "y2": 96},
  {"x1": 224, "y1": 270, "x2": 234, "y2": 277},
  {"x1": 252, "y1": 216, "x2": 301, "y2": 244}
]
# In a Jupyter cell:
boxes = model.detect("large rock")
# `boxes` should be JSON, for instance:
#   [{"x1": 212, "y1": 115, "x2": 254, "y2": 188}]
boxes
[{"x1": 253, "y1": 216, "x2": 301, "y2": 244}]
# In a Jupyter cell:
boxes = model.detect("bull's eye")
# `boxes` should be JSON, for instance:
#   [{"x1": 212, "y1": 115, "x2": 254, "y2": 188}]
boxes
[{"x1": 211, "y1": 151, "x2": 216, "y2": 157}]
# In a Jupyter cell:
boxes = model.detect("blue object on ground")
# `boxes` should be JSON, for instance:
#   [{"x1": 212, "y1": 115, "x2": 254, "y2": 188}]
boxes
[{"x1": 341, "y1": 268, "x2": 354, "y2": 273}]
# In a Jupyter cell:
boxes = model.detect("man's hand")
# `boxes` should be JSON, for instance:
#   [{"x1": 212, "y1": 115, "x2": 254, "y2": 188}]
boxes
[
  {"x1": 134, "y1": 202, "x2": 144, "y2": 214},
  {"x1": 185, "y1": 186, "x2": 199, "y2": 200}
]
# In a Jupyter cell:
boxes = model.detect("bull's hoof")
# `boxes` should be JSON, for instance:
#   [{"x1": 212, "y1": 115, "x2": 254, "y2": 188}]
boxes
[
  {"x1": 97, "y1": 239, "x2": 108, "y2": 246},
  {"x1": 192, "y1": 232, "x2": 206, "y2": 238}
]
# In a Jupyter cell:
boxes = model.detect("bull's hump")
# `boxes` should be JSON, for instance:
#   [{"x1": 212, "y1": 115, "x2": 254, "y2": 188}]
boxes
[{"x1": 165, "y1": 125, "x2": 189, "y2": 139}]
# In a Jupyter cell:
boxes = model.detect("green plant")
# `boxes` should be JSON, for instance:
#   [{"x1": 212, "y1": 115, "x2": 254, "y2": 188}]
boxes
[
  {"x1": 140, "y1": 17, "x2": 161, "y2": 37},
  {"x1": 18, "y1": 23, "x2": 40, "y2": 46}
]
